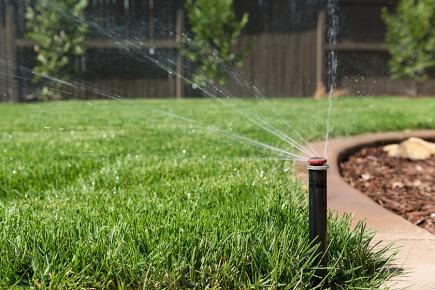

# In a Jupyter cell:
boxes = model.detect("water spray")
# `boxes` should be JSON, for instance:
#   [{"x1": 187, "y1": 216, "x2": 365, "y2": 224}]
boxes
[{"x1": 307, "y1": 157, "x2": 328, "y2": 285}]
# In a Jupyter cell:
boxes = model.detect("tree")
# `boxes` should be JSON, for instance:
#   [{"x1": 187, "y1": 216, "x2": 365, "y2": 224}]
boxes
[
  {"x1": 26, "y1": 0, "x2": 88, "y2": 100},
  {"x1": 181, "y1": 0, "x2": 251, "y2": 87},
  {"x1": 382, "y1": 0, "x2": 435, "y2": 96}
]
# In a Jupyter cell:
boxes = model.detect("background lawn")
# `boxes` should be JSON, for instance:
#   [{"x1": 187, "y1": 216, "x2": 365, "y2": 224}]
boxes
[{"x1": 0, "y1": 97, "x2": 434, "y2": 288}]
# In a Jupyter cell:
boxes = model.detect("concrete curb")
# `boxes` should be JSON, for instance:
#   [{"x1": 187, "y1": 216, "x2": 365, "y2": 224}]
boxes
[{"x1": 295, "y1": 130, "x2": 435, "y2": 290}]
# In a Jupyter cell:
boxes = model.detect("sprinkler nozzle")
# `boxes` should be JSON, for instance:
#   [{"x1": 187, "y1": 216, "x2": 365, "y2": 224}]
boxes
[{"x1": 308, "y1": 157, "x2": 327, "y2": 166}]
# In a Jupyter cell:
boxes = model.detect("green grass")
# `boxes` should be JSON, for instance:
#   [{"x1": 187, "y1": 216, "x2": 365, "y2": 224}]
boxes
[{"x1": 0, "y1": 97, "x2": 434, "y2": 288}]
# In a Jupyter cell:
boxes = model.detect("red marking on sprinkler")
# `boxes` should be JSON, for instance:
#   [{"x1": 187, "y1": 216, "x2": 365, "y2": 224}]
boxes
[{"x1": 308, "y1": 157, "x2": 327, "y2": 166}]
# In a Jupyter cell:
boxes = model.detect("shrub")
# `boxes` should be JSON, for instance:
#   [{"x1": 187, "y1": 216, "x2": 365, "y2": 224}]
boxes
[
  {"x1": 181, "y1": 0, "x2": 251, "y2": 87},
  {"x1": 25, "y1": 0, "x2": 88, "y2": 100},
  {"x1": 382, "y1": 0, "x2": 435, "y2": 96}
]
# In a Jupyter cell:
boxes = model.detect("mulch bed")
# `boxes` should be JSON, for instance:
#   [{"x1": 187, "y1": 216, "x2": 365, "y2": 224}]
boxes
[{"x1": 340, "y1": 146, "x2": 435, "y2": 234}]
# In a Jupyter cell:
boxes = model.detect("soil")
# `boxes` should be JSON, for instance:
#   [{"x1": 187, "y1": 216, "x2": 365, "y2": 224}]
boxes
[{"x1": 340, "y1": 146, "x2": 435, "y2": 234}]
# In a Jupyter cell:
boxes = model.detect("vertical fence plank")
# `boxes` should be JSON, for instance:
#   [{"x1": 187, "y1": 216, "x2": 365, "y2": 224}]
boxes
[
  {"x1": 5, "y1": 5, "x2": 18, "y2": 102},
  {"x1": 175, "y1": 2, "x2": 184, "y2": 98},
  {"x1": 315, "y1": 10, "x2": 326, "y2": 97},
  {"x1": 148, "y1": 0, "x2": 154, "y2": 39},
  {"x1": 0, "y1": 1, "x2": 6, "y2": 102}
]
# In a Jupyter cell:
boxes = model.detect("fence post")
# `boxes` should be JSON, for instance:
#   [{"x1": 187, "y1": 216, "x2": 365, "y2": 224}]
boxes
[
  {"x1": 5, "y1": 5, "x2": 18, "y2": 102},
  {"x1": 314, "y1": 9, "x2": 326, "y2": 98},
  {"x1": 175, "y1": 2, "x2": 184, "y2": 99}
]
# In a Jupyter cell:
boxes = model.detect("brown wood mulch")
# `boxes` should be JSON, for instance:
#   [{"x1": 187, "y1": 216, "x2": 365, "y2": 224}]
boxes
[{"x1": 340, "y1": 146, "x2": 435, "y2": 234}]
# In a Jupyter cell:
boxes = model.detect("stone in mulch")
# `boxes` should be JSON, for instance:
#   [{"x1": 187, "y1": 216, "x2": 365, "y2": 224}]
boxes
[{"x1": 340, "y1": 146, "x2": 435, "y2": 234}]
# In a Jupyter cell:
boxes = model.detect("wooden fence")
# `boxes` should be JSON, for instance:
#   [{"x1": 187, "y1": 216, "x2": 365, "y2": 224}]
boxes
[
  {"x1": 334, "y1": 0, "x2": 435, "y2": 95},
  {"x1": 1, "y1": 0, "x2": 434, "y2": 101},
  {"x1": 0, "y1": 0, "x2": 325, "y2": 101},
  {"x1": 0, "y1": 0, "x2": 186, "y2": 101}
]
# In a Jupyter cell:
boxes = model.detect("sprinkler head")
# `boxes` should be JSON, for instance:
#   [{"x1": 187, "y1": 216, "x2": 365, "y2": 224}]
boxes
[
  {"x1": 308, "y1": 157, "x2": 328, "y2": 166},
  {"x1": 307, "y1": 156, "x2": 329, "y2": 285}
]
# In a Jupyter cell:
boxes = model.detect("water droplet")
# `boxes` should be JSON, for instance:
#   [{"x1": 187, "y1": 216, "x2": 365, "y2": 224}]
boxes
[
  {"x1": 182, "y1": 149, "x2": 187, "y2": 154},
  {"x1": 12, "y1": 170, "x2": 17, "y2": 174},
  {"x1": 149, "y1": 47, "x2": 155, "y2": 55}
]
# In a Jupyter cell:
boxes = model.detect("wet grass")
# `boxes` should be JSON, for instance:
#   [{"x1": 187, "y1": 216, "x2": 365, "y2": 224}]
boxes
[{"x1": 0, "y1": 97, "x2": 434, "y2": 288}]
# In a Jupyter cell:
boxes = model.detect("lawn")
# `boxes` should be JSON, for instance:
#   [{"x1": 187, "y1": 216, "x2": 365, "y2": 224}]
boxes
[{"x1": 0, "y1": 97, "x2": 434, "y2": 288}]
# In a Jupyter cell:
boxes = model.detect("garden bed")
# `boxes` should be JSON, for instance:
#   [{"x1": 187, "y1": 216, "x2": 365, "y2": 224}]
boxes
[{"x1": 340, "y1": 145, "x2": 435, "y2": 234}]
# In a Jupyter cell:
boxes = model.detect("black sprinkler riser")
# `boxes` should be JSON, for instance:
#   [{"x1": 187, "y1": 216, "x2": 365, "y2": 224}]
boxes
[{"x1": 307, "y1": 161, "x2": 328, "y2": 286}]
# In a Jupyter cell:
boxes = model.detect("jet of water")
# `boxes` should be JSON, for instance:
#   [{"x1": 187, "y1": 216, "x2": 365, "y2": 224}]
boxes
[
  {"x1": 80, "y1": 16, "x2": 317, "y2": 158},
  {"x1": 323, "y1": 0, "x2": 339, "y2": 157},
  {"x1": 1, "y1": 1, "x2": 327, "y2": 161},
  {"x1": 0, "y1": 55, "x2": 309, "y2": 162}
]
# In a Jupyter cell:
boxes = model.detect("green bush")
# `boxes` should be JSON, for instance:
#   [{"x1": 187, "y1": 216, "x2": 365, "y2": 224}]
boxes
[
  {"x1": 181, "y1": 0, "x2": 251, "y2": 87},
  {"x1": 25, "y1": 0, "x2": 88, "y2": 100},
  {"x1": 382, "y1": 0, "x2": 435, "y2": 96}
]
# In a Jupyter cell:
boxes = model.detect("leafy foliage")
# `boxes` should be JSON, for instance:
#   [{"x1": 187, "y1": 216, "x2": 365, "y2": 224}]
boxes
[
  {"x1": 25, "y1": 0, "x2": 88, "y2": 100},
  {"x1": 182, "y1": 0, "x2": 251, "y2": 87},
  {"x1": 382, "y1": 0, "x2": 435, "y2": 87}
]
